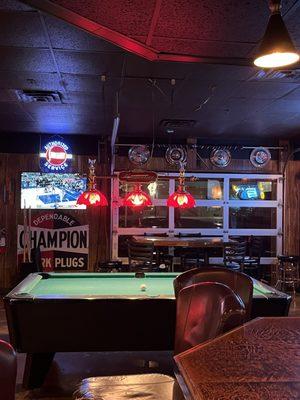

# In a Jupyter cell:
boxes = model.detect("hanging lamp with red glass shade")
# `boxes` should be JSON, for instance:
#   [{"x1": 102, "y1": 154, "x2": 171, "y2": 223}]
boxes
[
  {"x1": 77, "y1": 159, "x2": 108, "y2": 207},
  {"x1": 167, "y1": 164, "x2": 195, "y2": 208},
  {"x1": 123, "y1": 184, "x2": 152, "y2": 209}
]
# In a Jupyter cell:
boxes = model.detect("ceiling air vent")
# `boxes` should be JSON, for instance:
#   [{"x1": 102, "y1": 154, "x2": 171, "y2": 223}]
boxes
[
  {"x1": 15, "y1": 90, "x2": 62, "y2": 103},
  {"x1": 160, "y1": 119, "x2": 197, "y2": 129},
  {"x1": 249, "y1": 69, "x2": 300, "y2": 81}
]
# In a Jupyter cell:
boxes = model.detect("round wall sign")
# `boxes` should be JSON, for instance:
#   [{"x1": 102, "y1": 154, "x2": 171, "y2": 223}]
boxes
[
  {"x1": 40, "y1": 137, "x2": 72, "y2": 172},
  {"x1": 165, "y1": 146, "x2": 187, "y2": 165},
  {"x1": 210, "y1": 149, "x2": 231, "y2": 168},
  {"x1": 128, "y1": 145, "x2": 150, "y2": 165},
  {"x1": 46, "y1": 143, "x2": 67, "y2": 166},
  {"x1": 250, "y1": 147, "x2": 271, "y2": 168}
]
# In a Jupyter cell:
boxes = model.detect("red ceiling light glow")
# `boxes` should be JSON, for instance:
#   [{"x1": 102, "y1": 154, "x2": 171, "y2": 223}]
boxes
[
  {"x1": 77, "y1": 189, "x2": 108, "y2": 207},
  {"x1": 167, "y1": 187, "x2": 195, "y2": 208},
  {"x1": 123, "y1": 184, "x2": 152, "y2": 208},
  {"x1": 167, "y1": 164, "x2": 195, "y2": 209},
  {"x1": 77, "y1": 159, "x2": 108, "y2": 207}
]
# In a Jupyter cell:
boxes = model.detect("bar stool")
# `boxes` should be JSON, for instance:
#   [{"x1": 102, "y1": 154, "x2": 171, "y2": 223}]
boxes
[{"x1": 276, "y1": 255, "x2": 300, "y2": 295}]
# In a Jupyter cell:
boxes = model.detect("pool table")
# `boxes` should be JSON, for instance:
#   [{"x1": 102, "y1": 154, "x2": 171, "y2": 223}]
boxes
[{"x1": 4, "y1": 272, "x2": 291, "y2": 389}]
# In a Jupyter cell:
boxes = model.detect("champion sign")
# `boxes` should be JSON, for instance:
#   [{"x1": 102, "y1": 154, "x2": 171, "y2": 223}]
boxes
[
  {"x1": 40, "y1": 138, "x2": 72, "y2": 172},
  {"x1": 17, "y1": 211, "x2": 89, "y2": 271}
]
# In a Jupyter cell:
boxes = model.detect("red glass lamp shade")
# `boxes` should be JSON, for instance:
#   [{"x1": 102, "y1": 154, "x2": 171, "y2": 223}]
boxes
[
  {"x1": 123, "y1": 185, "x2": 152, "y2": 208},
  {"x1": 77, "y1": 189, "x2": 108, "y2": 207},
  {"x1": 167, "y1": 187, "x2": 195, "y2": 208}
]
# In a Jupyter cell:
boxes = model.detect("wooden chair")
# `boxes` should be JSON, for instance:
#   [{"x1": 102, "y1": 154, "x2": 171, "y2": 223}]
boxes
[
  {"x1": 243, "y1": 236, "x2": 263, "y2": 278},
  {"x1": 173, "y1": 266, "x2": 253, "y2": 321},
  {"x1": 128, "y1": 238, "x2": 171, "y2": 272},
  {"x1": 127, "y1": 239, "x2": 158, "y2": 272},
  {"x1": 143, "y1": 233, "x2": 174, "y2": 271},
  {"x1": 73, "y1": 282, "x2": 246, "y2": 400},
  {"x1": 0, "y1": 340, "x2": 17, "y2": 400},
  {"x1": 223, "y1": 240, "x2": 247, "y2": 271},
  {"x1": 175, "y1": 233, "x2": 205, "y2": 269}
]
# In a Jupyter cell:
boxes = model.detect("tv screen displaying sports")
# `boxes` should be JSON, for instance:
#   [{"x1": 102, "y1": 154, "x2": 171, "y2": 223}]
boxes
[{"x1": 21, "y1": 172, "x2": 87, "y2": 209}]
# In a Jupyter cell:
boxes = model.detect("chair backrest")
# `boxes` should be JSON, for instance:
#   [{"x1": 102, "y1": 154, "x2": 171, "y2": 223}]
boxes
[
  {"x1": 249, "y1": 236, "x2": 263, "y2": 258},
  {"x1": 0, "y1": 340, "x2": 17, "y2": 400},
  {"x1": 174, "y1": 282, "x2": 246, "y2": 355},
  {"x1": 174, "y1": 267, "x2": 253, "y2": 320},
  {"x1": 224, "y1": 241, "x2": 247, "y2": 260},
  {"x1": 128, "y1": 239, "x2": 154, "y2": 265}
]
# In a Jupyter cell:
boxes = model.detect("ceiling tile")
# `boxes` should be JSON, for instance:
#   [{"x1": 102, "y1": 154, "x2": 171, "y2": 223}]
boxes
[
  {"x1": 230, "y1": 81, "x2": 299, "y2": 99},
  {"x1": 283, "y1": 87, "x2": 300, "y2": 99},
  {"x1": 21, "y1": 102, "x2": 72, "y2": 117},
  {"x1": 54, "y1": 0, "x2": 157, "y2": 37},
  {"x1": 155, "y1": 0, "x2": 268, "y2": 42},
  {"x1": 45, "y1": 15, "x2": 122, "y2": 52},
  {"x1": 54, "y1": 50, "x2": 125, "y2": 75},
  {"x1": 0, "y1": 11, "x2": 47, "y2": 47},
  {"x1": 0, "y1": 0, "x2": 33, "y2": 11},
  {"x1": 0, "y1": 71, "x2": 61, "y2": 91},
  {"x1": 0, "y1": 47, "x2": 56, "y2": 72},
  {"x1": 264, "y1": 99, "x2": 300, "y2": 113}
]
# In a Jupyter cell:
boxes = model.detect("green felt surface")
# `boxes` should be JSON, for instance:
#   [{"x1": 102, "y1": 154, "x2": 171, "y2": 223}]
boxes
[
  {"x1": 27, "y1": 273, "x2": 178, "y2": 297},
  {"x1": 22, "y1": 272, "x2": 274, "y2": 298}
]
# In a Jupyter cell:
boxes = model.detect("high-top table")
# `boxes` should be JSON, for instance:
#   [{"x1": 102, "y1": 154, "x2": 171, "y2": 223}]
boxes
[
  {"x1": 175, "y1": 317, "x2": 300, "y2": 400},
  {"x1": 132, "y1": 236, "x2": 225, "y2": 265}
]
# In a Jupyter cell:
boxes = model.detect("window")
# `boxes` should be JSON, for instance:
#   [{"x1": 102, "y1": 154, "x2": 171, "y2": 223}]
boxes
[
  {"x1": 185, "y1": 179, "x2": 223, "y2": 200},
  {"x1": 119, "y1": 206, "x2": 168, "y2": 228},
  {"x1": 119, "y1": 180, "x2": 169, "y2": 199},
  {"x1": 175, "y1": 207, "x2": 223, "y2": 229},
  {"x1": 112, "y1": 173, "x2": 282, "y2": 263},
  {"x1": 229, "y1": 207, "x2": 277, "y2": 229}
]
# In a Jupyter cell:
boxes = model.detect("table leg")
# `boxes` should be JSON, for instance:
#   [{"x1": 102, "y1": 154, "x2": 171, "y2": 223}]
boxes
[{"x1": 23, "y1": 352, "x2": 55, "y2": 389}]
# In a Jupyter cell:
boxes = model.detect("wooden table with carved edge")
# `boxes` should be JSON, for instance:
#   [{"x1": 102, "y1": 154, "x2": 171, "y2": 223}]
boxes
[
  {"x1": 132, "y1": 236, "x2": 225, "y2": 265},
  {"x1": 175, "y1": 317, "x2": 300, "y2": 400}
]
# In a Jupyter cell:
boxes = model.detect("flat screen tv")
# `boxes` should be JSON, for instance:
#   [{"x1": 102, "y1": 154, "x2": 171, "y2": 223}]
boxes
[{"x1": 21, "y1": 172, "x2": 87, "y2": 209}]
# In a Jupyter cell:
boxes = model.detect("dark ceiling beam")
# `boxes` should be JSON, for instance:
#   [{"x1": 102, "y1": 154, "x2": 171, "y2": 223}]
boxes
[{"x1": 146, "y1": 0, "x2": 162, "y2": 46}]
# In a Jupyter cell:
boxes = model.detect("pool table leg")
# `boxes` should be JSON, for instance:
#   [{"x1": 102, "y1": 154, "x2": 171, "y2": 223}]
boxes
[{"x1": 23, "y1": 352, "x2": 55, "y2": 389}]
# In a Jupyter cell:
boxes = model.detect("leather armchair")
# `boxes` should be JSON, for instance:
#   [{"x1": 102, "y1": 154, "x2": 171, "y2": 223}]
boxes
[{"x1": 0, "y1": 339, "x2": 17, "y2": 400}]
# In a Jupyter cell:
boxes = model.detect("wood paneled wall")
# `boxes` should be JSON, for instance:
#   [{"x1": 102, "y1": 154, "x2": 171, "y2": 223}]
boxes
[
  {"x1": 284, "y1": 160, "x2": 300, "y2": 255},
  {"x1": 0, "y1": 152, "x2": 110, "y2": 290}
]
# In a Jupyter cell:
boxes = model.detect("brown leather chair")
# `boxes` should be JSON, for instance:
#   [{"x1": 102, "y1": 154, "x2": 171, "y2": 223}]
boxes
[
  {"x1": 0, "y1": 340, "x2": 17, "y2": 400},
  {"x1": 174, "y1": 282, "x2": 246, "y2": 354},
  {"x1": 73, "y1": 282, "x2": 246, "y2": 400},
  {"x1": 174, "y1": 266, "x2": 253, "y2": 321}
]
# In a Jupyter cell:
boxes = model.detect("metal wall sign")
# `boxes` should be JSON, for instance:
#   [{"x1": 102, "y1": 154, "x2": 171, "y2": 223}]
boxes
[
  {"x1": 17, "y1": 211, "x2": 89, "y2": 271},
  {"x1": 40, "y1": 135, "x2": 73, "y2": 172},
  {"x1": 128, "y1": 145, "x2": 150, "y2": 165},
  {"x1": 250, "y1": 147, "x2": 271, "y2": 168},
  {"x1": 210, "y1": 149, "x2": 231, "y2": 168},
  {"x1": 165, "y1": 146, "x2": 187, "y2": 165}
]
